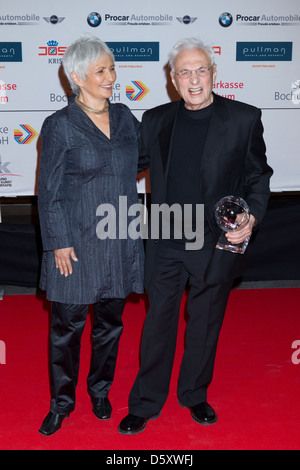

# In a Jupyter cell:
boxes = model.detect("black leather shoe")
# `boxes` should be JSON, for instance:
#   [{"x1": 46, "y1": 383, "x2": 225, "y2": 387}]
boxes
[
  {"x1": 92, "y1": 397, "x2": 112, "y2": 420},
  {"x1": 39, "y1": 411, "x2": 69, "y2": 436},
  {"x1": 118, "y1": 412, "x2": 160, "y2": 435},
  {"x1": 189, "y1": 402, "x2": 218, "y2": 425}
]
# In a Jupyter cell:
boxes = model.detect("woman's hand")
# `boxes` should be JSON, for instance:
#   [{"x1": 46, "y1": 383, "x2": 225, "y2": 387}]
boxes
[
  {"x1": 225, "y1": 214, "x2": 257, "y2": 245},
  {"x1": 54, "y1": 247, "x2": 78, "y2": 277}
]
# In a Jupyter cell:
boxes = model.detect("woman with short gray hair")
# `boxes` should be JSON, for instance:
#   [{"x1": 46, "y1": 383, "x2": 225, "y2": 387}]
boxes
[{"x1": 38, "y1": 35, "x2": 144, "y2": 436}]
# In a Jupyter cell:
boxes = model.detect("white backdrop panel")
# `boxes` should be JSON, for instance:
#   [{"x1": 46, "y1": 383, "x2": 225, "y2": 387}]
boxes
[{"x1": 0, "y1": 0, "x2": 299, "y2": 195}]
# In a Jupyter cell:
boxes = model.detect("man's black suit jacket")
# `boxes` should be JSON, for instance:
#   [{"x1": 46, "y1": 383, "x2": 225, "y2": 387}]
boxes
[{"x1": 138, "y1": 93, "x2": 273, "y2": 286}]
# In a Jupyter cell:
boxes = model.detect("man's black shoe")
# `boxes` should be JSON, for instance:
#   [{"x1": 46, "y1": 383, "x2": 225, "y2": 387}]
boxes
[
  {"x1": 189, "y1": 402, "x2": 218, "y2": 425},
  {"x1": 118, "y1": 412, "x2": 160, "y2": 435},
  {"x1": 39, "y1": 411, "x2": 69, "y2": 436},
  {"x1": 92, "y1": 397, "x2": 112, "y2": 420}
]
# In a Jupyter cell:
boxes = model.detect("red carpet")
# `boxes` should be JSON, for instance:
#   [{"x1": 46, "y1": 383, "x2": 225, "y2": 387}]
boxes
[{"x1": 0, "y1": 288, "x2": 300, "y2": 450}]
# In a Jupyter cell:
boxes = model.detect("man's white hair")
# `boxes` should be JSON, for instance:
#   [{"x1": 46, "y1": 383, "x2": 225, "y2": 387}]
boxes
[{"x1": 168, "y1": 37, "x2": 215, "y2": 71}]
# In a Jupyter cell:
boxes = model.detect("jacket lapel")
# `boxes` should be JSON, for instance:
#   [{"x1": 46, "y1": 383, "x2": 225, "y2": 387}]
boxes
[
  {"x1": 201, "y1": 94, "x2": 229, "y2": 184},
  {"x1": 158, "y1": 101, "x2": 181, "y2": 177}
]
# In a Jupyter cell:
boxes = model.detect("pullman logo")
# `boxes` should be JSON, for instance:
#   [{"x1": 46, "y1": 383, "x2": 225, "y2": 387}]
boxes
[
  {"x1": 236, "y1": 42, "x2": 293, "y2": 61},
  {"x1": 107, "y1": 42, "x2": 159, "y2": 61},
  {"x1": 0, "y1": 42, "x2": 22, "y2": 62}
]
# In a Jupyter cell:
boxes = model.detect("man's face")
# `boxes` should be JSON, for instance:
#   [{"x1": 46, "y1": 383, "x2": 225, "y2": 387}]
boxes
[{"x1": 170, "y1": 48, "x2": 217, "y2": 111}]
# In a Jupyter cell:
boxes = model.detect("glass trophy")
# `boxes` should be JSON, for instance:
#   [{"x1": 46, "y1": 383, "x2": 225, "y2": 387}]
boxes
[{"x1": 214, "y1": 196, "x2": 250, "y2": 254}]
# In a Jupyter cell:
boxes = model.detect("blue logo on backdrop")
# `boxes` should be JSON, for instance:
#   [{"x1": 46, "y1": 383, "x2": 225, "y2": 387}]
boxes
[
  {"x1": 87, "y1": 12, "x2": 101, "y2": 27},
  {"x1": 107, "y1": 42, "x2": 159, "y2": 61},
  {"x1": 219, "y1": 12, "x2": 233, "y2": 27},
  {"x1": 0, "y1": 42, "x2": 22, "y2": 62},
  {"x1": 236, "y1": 42, "x2": 293, "y2": 61}
]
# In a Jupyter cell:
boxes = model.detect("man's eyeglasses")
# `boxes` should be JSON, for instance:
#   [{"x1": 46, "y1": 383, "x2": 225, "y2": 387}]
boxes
[{"x1": 174, "y1": 66, "x2": 213, "y2": 79}]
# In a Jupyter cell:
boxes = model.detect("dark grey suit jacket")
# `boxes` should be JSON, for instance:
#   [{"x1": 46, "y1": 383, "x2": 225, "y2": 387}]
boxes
[
  {"x1": 138, "y1": 94, "x2": 273, "y2": 286},
  {"x1": 38, "y1": 95, "x2": 144, "y2": 304}
]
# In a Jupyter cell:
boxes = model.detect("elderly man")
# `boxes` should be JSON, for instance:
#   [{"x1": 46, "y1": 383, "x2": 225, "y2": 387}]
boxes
[{"x1": 118, "y1": 38, "x2": 273, "y2": 434}]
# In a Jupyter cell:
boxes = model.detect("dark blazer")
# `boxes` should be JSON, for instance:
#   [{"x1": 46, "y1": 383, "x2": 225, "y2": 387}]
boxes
[
  {"x1": 138, "y1": 93, "x2": 273, "y2": 286},
  {"x1": 38, "y1": 95, "x2": 144, "y2": 304}
]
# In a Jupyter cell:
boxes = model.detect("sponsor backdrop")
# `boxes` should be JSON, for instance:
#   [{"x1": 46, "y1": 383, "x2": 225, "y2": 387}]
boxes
[{"x1": 0, "y1": 0, "x2": 299, "y2": 196}]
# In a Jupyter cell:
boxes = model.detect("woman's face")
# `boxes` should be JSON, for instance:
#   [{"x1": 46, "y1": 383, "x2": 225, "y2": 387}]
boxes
[{"x1": 76, "y1": 53, "x2": 116, "y2": 102}]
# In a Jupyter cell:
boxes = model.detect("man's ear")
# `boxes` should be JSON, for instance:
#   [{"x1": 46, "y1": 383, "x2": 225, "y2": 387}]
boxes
[
  {"x1": 170, "y1": 71, "x2": 178, "y2": 92},
  {"x1": 212, "y1": 64, "x2": 217, "y2": 85}
]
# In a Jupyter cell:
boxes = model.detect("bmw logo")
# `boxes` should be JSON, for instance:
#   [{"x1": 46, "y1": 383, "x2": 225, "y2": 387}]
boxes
[
  {"x1": 87, "y1": 12, "x2": 102, "y2": 27},
  {"x1": 219, "y1": 12, "x2": 233, "y2": 27}
]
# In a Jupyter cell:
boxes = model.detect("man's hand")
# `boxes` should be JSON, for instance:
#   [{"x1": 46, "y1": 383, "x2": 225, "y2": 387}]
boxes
[
  {"x1": 225, "y1": 214, "x2": 257, "y2": 245},
  {"x1": 54, "y1": 247, "x2": 78, "y2": 277}
]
